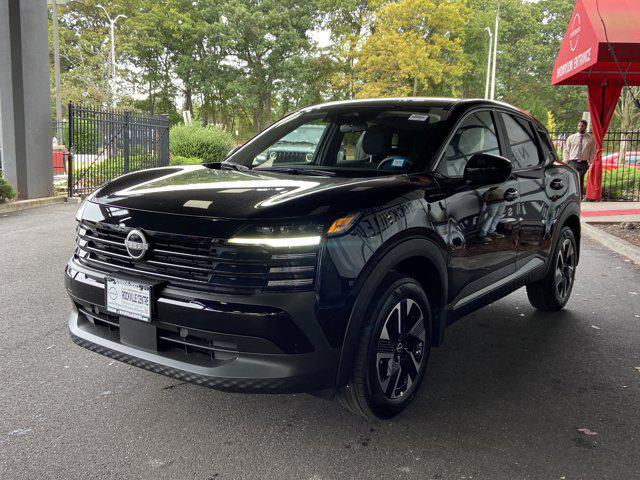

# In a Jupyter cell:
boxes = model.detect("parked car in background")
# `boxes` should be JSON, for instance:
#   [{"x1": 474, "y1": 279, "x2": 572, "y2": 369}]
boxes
[
  {"x1": 253, "y1": 124, "x2": 326, "y2": 166},
  {"x1": 602, "y1": 151, "x2": 640, "y2": 170},
  {"x1": 67, "y1": 98, "x2": 581, "y2": 418}
]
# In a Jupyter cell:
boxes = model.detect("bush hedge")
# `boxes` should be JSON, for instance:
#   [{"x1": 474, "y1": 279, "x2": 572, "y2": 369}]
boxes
[
  {"x1": 170, "y1": 155, "x2": 203, "y2": 166},
  {"x1": 169, "y1": 123, "x2": 233, "y2": 163},
  {"x1": 0, "y1": 175, "x2": 16, "y2": 204}
]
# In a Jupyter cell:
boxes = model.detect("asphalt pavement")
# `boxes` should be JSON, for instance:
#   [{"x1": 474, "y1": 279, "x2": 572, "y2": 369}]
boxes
[{"x1": 1, "y1": 203, "x2": 639, "y2": 480}]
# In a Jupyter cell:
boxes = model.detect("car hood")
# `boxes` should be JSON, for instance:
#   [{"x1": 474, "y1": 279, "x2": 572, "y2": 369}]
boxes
[{"x1": 90, "y1": 165, "x2": 440, "y2": 219}]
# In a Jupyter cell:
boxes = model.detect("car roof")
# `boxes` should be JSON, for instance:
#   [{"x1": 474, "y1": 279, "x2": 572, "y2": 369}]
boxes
[
  {"x1": 300, "y1": 97, "x2": 541, "y2": 127},
  {"x1": 303, "y1": 97, "x2": 514, "y2": 112}
]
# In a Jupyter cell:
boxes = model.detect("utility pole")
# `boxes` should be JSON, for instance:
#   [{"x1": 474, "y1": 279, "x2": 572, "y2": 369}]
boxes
[
  {"x1": 484, "y1": 27, "x2": 493, "y2": 100},
  {"x1": 490, "y1": 1, "x2": 501, "y2": 100},
  {"x1": 96, "y1": 4, "x2": 126, "y2": 97},
  {"x1": 50, "y1": 0, "x2": 64, "y2": 144}
]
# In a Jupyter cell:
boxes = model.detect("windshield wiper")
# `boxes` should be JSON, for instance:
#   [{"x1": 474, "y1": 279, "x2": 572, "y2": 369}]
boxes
[
  {"x1": 255, "y1": 167, "x2": 336, "y2": 177},
  {"x1": 203, "y1": 161, "x2": 249, "y2": 171}
]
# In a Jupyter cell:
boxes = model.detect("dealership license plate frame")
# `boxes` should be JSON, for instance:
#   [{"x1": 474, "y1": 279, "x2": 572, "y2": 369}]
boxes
[{"x1": 105, "y1": 275, "x2": 158, "y2": 322}]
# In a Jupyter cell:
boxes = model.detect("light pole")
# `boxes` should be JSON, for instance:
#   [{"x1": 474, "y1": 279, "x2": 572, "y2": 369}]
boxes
[
  {"x1": 490, "y1": 1, "x2": 501, "y2": 100},
  {"x1": 49, "y1": 0, "x2": 67, "y2": 144},
  {"x1": 484, "y1": 27, "x2": 493, "y2": 100},
  {"x1": 96, "y1": 4, "x2": 126, "y2": 80}
]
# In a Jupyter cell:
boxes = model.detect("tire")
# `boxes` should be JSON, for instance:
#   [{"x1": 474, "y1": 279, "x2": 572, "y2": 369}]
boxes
[
  {"x1": 337, "y1": 273, "x2": 432, "y2": 419},
  {"x1": 526, "y1": 226, "x2": 577, "y2": 311}
]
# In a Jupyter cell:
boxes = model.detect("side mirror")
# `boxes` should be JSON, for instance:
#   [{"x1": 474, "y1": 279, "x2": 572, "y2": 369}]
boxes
[{"x1": 464, "y1": 153, "x2": 513, "y2": 186}]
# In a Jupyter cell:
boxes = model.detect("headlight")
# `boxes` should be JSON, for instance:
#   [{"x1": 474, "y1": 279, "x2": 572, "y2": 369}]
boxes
[
  {"x1": 326, "y1": 213, "x2": 360, "y2": 237},
  {"x1": 228, "y1": 223, "x2": 323, "y2": 248},
  {"x1": 228, "y1": 236, "x2": 321, "y2": 248},
  {"x1": 227, "y1": 214, "x2": 360, "y2": 248}
]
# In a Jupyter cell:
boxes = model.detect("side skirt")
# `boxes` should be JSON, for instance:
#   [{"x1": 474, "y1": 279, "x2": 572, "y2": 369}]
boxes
[{"x1": 445, "y1": 258, "x2": 545, "y2": 325}]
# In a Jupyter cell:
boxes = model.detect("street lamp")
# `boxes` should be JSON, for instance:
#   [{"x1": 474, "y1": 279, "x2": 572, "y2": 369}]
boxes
[
  {"x1": 490, "y1": 1, "x2": 501, "y2": 100},
  {"x1": 484, "y1": 27, "x2": 493, "y2": 100},
  {"x1": 48, "y1": 0, "x2": 68, "y2": 145},
  {"x1": 96, "y1": 4, "x2": 126, "y2": 79}
]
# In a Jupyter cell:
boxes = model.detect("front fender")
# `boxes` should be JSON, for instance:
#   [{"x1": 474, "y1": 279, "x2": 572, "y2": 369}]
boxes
[{"x1": 334, "y1": 235, "x2": 448, "y2": 389}]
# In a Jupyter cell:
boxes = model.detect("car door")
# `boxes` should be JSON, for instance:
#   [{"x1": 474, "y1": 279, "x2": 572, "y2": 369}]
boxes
[
  {"x1": 497, "y1": 112, "x2": 556, "y2": 268},
  {"x1": 435, "y1": 109, "x2": 520, "y2": 307}
]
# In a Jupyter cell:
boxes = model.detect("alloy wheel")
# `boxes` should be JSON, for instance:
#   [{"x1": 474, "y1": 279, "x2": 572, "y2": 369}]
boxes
[
  {"x1": 376, "y1": 298, "x2": 426, "y2": 400},
  {"x1": 554, "y1": 238, "x2": 575, "y2": 300}
]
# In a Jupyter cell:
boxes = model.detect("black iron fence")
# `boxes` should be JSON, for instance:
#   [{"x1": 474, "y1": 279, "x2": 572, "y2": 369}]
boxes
[
  {"x1": 67, "y1": 103, "x2": 169, "y2": 196},
  {"x1": 550, "y1": 130, "x2": 640, "y2": 201}
]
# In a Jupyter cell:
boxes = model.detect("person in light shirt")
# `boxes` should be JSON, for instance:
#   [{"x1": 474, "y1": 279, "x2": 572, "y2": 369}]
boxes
[{"x1": 563, "y1": 119, "x2": 596, "y2": 197}]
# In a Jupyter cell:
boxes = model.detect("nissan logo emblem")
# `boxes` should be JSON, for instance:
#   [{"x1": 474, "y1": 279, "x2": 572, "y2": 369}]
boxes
[{"x1": 124, "y1": 229, "x2": 149, "y2": 260}]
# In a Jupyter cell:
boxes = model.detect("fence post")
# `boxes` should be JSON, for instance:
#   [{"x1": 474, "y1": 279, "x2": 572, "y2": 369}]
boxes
[
  {"x1": 123, "y1": 110, "x2": 130, "y2": 173},
  {"x1": 160, "y1": 115, "x2": 169, "y2": 166},
  {"x1": 68, "y1": 102, "x2": 74, "y2": 197}
]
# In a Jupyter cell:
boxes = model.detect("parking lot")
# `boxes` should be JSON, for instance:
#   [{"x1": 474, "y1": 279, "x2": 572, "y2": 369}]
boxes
[{"x1": 1, "y1": 203, "x2": 639, "y2": 480}]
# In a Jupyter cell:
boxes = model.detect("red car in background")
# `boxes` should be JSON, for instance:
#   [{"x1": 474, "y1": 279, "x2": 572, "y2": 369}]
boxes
[{"x1": 602, "y1": 151, "x2": 640, "y2": 170}]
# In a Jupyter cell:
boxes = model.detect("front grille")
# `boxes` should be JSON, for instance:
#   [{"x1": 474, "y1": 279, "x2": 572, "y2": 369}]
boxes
[
  {"x1": 75, "y1": 221, "x2": 319, "y2": 294},
  {"x1": 77, "y1": 306, "x2": 235, "y2": 365}
]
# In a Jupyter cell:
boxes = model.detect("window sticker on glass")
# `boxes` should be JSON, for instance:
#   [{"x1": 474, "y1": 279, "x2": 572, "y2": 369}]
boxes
[
  {"x1": 392, "y1": 158, "x2": 405, "y2": 167},
  {"x1": 408, "y1": 114, "x2": 429, "y2": 122}
]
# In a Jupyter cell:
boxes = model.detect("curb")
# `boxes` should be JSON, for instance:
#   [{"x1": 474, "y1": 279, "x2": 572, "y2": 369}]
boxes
[
  {"x1": 0, "y1": 195, "x2": 70, "y2": 214},
  {"x1": 582, "y1": 222, "x2": 640, "y2": 265}
]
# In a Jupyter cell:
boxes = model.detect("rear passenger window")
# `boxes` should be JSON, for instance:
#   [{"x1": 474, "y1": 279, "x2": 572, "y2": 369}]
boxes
[
  {"x1": 437, "y1": 111, "x2": 500, "y2": 177},
  {"x1": 501, "y1": 114, "x2": 541, "y2": 169}
]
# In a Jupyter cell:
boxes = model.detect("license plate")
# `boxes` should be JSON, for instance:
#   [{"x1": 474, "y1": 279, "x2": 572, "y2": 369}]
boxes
[{"x1": 105, "y1": 276, "x2": 152, "y2": 322}]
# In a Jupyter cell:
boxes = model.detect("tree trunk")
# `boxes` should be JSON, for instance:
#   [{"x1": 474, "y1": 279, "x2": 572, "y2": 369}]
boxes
[
  {"x1": 202, "y1": 94, "x2": 209, "y2": 126},
  {"x1": 253, "y1": 95, "x2": 264, "y2": 134},
  {"x1": 264, "y1": 90, "x2": 272, "y2": 128},
  {"x1": 183, "y1": 82, "x2": 193, "y2": 116}
]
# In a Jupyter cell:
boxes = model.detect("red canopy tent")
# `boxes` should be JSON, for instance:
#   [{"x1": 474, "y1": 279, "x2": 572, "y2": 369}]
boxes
[{"x1": 551, "y1": 0, "x2": 640, "y2": 200}]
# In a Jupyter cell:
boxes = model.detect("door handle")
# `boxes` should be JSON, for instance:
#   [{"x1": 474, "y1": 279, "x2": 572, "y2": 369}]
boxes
[
  {"x1": 550, "y1": 178, "x2": 565, "y2": 190},
  {"x1": 504, "y1": 188, "x2": 519, "y2": 202}
]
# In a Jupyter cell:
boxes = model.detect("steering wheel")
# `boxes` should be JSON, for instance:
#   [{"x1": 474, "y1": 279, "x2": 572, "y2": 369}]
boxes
[{"x1": 377, "y1": 156, "x2": 414, "y2": 171}]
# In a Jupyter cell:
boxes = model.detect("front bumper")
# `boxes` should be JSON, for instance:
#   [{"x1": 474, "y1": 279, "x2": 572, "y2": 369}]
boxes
[{"x1": 66, "y1": 259, "x2": 340, "y2": 393}]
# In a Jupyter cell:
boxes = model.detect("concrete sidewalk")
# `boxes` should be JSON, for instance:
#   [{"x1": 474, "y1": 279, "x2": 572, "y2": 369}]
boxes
[{"x1": 581, "y1": 201, "x2": 640, "y2": 223}]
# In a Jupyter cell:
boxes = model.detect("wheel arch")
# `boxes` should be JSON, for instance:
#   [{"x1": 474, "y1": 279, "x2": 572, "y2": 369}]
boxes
[
  {"x1": 335, "y1": 233, "x2": 448, "y2": 389},
  {"x1": 552, "y1": 201, "x2": 581, "y2": 267}
]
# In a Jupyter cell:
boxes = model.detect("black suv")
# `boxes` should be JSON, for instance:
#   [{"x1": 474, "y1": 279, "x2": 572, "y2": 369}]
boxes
[{"x1": 67, "y1": 98, "x2": 580, "y2": 418}]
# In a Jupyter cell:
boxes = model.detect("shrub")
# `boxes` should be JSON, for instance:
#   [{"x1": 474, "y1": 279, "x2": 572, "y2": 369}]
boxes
[
  {"x1": 600, "y1": 168, "x2": 640, "y2": 200},
  {"x1": 0, "y1": 175, "x2": 16, "y2": 204},
  {"x1": 170, "y1": 155, "x2": 203, "y2": 166},
  {"x1": 169, "y1": 123, "x2": 233, "y2": 163}
]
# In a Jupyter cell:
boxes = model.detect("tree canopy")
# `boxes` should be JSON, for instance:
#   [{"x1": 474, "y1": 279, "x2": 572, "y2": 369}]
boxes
[{"x1": 49, "y1": 0, "x2": 634, "y2": 138}]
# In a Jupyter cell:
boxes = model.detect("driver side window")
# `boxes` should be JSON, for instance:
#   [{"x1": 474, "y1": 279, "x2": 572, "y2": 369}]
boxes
[{"x1": 437, "y1": 111, "x2": 500, "y2": 177}]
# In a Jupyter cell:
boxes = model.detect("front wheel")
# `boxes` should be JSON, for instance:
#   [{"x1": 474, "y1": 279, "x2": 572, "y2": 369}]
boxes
[
  {"x1": 527, "y1": 226, "x2": 577, "y2": 311},
  {"x1": 337, "y1": 273, "x2": 431, "y2": 419}
]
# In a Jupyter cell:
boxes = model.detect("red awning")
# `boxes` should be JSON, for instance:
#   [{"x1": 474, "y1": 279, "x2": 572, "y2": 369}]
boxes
[
  {"x1": 552, "y1": 0, "x2": 640, "y2": 86},
  {"x1": 551, "y1": 0, "x2": 640, "y2": 200}
]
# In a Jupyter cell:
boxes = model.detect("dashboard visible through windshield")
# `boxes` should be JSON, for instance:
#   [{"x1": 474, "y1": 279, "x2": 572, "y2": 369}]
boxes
[{"x1": 228, "y1": 107, "x2": 449, "y2": 176}]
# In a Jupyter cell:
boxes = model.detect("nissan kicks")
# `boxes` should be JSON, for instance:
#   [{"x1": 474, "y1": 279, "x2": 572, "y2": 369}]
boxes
[{"x1": 67, "y1": 98, "x2": 580, "y2": 418}]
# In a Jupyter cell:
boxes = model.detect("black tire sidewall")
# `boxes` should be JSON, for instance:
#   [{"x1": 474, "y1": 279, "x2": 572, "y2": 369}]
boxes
[
  {"x1": 550, "y1": 227, "x2": 577, "y2": 307},
  {"x1": 361, "y1": 276, "x2": 432, "y2": 417}
]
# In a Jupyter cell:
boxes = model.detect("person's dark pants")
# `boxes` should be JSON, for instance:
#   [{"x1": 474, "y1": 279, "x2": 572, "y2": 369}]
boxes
[{"x1": 568, "y1": 160, "x2": 588, "y2": 196}]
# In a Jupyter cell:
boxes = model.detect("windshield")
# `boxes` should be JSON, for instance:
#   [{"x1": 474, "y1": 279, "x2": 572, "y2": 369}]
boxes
[{"x1": 228, "y1": 107, "x2": 449, "y2": 175}]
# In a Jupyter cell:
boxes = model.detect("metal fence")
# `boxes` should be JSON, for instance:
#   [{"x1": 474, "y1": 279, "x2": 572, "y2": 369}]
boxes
[
  {"x1": 67, "y1": 103, "x2": 169, "y2": 196},
  {"x1": 550, "y1": 130, "x2": 640, "y2": 201}
]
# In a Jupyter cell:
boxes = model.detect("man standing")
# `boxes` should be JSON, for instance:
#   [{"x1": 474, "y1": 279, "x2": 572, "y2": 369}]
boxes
[{"x1": 563, "y1": 120, "x2": 596, "y2": 196}]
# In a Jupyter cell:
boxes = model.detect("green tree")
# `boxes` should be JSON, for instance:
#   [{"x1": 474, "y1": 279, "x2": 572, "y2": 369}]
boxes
[{"x1": 356, "y1": 0, "x2": 470, "y2": 98}]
